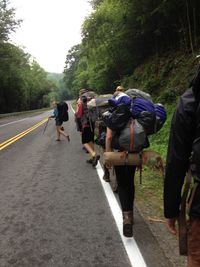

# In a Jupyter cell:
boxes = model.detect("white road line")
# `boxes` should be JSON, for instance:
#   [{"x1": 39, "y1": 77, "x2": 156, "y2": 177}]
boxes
[
  {"x1": 0, "y1": 118, "x2": 27, "y2": 127},
  {"x1": 96, "y1": 162, "x2": 147, "y2": 267},
  {"x1": 71, "y1": 101, "x2": 147, "y2": 266}
]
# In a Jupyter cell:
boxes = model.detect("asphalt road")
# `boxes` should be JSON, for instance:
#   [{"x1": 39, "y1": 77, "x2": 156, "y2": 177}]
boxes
[{"x1": 0, "y1": 104, "x2": 173, "y2": 267}]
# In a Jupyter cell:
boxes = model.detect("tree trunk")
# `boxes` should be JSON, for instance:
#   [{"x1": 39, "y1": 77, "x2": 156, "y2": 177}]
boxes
[{"x1": 186, "y1": 0, "x2": 194, "y2": 55}]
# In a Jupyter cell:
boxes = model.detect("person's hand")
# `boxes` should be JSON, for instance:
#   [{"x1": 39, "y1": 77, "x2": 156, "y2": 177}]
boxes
[{"x1": 166, "y1": 218, "x2": 178, "y2": 235}]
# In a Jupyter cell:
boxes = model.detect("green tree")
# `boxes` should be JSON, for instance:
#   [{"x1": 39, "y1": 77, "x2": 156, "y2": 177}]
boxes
[{"x1": 0, "y1": 0, "x2": 21, "y2": 42}]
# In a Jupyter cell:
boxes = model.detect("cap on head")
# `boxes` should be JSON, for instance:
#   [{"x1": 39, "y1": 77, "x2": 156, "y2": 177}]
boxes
[{"x1": 79, "y1": 88, "x2": 87, "y2": 96}]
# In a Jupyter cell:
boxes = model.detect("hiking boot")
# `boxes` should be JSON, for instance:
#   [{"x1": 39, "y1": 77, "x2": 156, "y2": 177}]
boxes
[
  {"x1": 92, "y1": 154, "x2": 100, "y2": 167},
  {"x1": 86, "y1": 158, "x2": 93, "y2": 164},
  {"x1": 123, "y1": 211, "x2": 134, "y2": 238},
  {"x1": 103, "y1": 165, "x2": 110, "y2": 182}
]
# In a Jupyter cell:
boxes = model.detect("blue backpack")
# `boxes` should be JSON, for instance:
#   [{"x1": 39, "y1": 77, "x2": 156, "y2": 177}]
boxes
[
  {"x1": 154, "y1": 103, "x2": 167, "y2": 132},
  {"x1": 129, "y1": 93, "x2": 166, "y2": 135},
  {"x1": 108, "y1": 93, "x2": 131, "y2": 107}
]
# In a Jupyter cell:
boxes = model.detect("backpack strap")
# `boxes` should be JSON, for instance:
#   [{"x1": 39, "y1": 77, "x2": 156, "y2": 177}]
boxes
[{"x1": 178, "y1": 168, "x2": 192, "y2": 256}]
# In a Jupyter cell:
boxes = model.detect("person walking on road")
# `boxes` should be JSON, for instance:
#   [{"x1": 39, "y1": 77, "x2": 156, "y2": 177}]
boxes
[
  {"x1": 105, "y1": 126, "x2": 136, "y2": 238},
  {"x1": 75, "y1": 89, "x2": 100, "y2": 167},
  {"x1": 105, "y1": 85, "x2": 136, "y2": 238},
  {"x1": 49, "y1": 101, "x2": 70, "y2": 142},
  {"x1": 164, "y1": 66, "x2": 200, "y2": 267}
]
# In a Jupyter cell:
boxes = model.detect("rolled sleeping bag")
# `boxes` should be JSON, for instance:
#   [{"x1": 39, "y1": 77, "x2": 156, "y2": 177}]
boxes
[{"x1": 103, "y1": 151, "x2": 163, "y2": 168}]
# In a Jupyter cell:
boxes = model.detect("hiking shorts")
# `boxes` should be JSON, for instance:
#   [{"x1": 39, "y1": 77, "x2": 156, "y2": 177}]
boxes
[
  {"x1": 187, "y1": 218, "x2": 200, "y2": 266},
  {"x1": 55, "y1": 117, "x2": 63, "y2": 126},
  {"x1": 82, "y1": 126, "x2": 94, "y2": 144}
]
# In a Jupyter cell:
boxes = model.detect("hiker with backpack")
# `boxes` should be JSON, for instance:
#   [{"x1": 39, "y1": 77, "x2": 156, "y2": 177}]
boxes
[
  {"x1": 49, "y1": 101, "x2": 70, "y2": 142},
  {"x1": 105, "y1": 86, "x2": 136, "y2": 238},
  {"x1": 75, "y1": 89, "x2": 100, "y2": 167},
  {"x1": 164, "y1": 65, "x2": 200, "y2": 267}
]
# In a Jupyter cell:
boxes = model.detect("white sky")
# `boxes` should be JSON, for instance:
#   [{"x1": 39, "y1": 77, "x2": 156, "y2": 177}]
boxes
[{"x1": 10, "y1": 0, "x2": 92, "y2": 73}]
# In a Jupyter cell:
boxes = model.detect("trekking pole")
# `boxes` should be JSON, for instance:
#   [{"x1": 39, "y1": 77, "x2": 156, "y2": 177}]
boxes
[{"x1": 43, "y1": 118, "x2": 50, "y2": 134}]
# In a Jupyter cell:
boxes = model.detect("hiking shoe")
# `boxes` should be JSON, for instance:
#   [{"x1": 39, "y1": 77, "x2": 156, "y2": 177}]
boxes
[
  {"x1": 123, "y1": 224, "x2": 133, "y2": 238},
  {"x1": 123, "y1": 211, "x2": 133, "y2": 237},
  {"x1": 92, "y1": 154, "x2": 100, "y2": 167},
  {"x1": 103, "y1": 166, "x2": 110, "y2": 182},
  {"x1": 86, "y1": 158, "x2": 93, "y2": 164}
]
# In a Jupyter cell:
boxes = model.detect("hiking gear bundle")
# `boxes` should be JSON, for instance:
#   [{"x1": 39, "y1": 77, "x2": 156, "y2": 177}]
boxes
[
  {"x1": 87, "y1": 94, "x2": 112, "y2": 147},
  {"x1": 102, "y1": 104, "x2": 132, "y2": 132},
  {"x1": 94, "y1": 120, "x2": 106, "y2": 147},
  {"x1": 108, "y1": 92, "x2": 131, "y2": 107},
  {"x1": 112, "y1": 119, "x2": 149, "y2": 153},
  {"x1": 102, "y1": 89, "x2": 166, "y2": 137},
  {"x1": 87, "y1": 93, "x2": 112, "y2": 122},
  {"x1": 128, "y1": 90, "x2": 167, "y2": 135},
  {"x1": 103, "y1": 150, "x2": 163, "y2": 167},
  {"x1": 57, "y1": 101, "x2": 69, "y2": 122},
  {"x1": 101, "y1": 89, "x2": 166, "y2": 155}
]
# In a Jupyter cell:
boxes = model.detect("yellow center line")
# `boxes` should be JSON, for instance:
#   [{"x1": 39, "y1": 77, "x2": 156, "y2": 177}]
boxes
[{"x1": 0, "y1": 118, "x2": 48, "y2": 151}]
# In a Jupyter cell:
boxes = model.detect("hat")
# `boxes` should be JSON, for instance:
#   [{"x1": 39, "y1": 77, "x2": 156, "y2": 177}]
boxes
[
  {"x1": 116, "y1": 86, "x2": 124, "y2": 92},
  {"x1": 79, "y1": 88, "x2": 87, "y2": 95}
]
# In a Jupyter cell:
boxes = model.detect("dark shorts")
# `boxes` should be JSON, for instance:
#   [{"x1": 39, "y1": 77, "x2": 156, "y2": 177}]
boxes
[
  {"x1": 82, "y1": 127, "x2": 94, "y2": 144},
  {"x1": 55, "y1": 117, "x2": 63, "y2": 126},
  {"x1": 187, "y1": 218, "x2": 200, "y2": 266}
]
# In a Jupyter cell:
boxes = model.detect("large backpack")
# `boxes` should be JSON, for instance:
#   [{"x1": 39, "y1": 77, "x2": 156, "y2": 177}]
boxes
[
  {"x1": 57, "y1": 101, "x2": 69, "y2": 122},
  {"x1": 112, "y1": 118, "x2": 150, "y2": 153},
  {"x1": 81, "y1": 91, "x2": 98, "y2": 125},
  {"x1": 126, "y1": 88, "x2": 167, "y2": 135},
  {"x1": 88, "y1": 94, "x2": 112, "y2": 148}
]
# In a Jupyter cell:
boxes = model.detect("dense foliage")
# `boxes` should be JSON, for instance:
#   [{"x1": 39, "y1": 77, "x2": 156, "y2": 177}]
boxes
[
  {"x1": 64, "y1": 0, "x2": 200, "y2": 98},
  {"x1": 0, "y1": 0, "x2": 65, "y2": 114}
]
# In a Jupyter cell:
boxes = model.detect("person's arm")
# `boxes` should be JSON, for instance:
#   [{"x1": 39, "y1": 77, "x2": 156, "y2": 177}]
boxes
[
  {"x1": 49, "y1": 108, "x2": 57, "y2": 118},
  {"x1": 105, "y1": 127, "x2": 113, "y2": 169},
  {"x1": 164, "y1": 89, "x2": 196, "y2": 234}
]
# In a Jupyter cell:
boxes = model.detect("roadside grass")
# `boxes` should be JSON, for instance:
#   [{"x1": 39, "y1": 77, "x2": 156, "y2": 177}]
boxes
[
  {"x1": 0, "y1": 107, "x2": 51, "y2": 119},
  {"x1": 135, "y1": 167, "x2": 164, "y2": 219}
]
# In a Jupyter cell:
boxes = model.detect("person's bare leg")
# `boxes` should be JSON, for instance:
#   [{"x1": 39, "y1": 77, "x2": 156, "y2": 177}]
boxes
[
  {"x1": 83, "y1": 143, "x2": 95, "y2": 158},
  {"x1": 56, "y1": 126, "x2": 60, "y2": 140},
  {"x1": 59, "y1": 127, "x2": 70, "y2": 141},
  {"x1": 89, "y1": 141, "x2": 94, "y2": 150},
  {"x1": 84, "y1": 142, "x2": 100, "y2": 166}
]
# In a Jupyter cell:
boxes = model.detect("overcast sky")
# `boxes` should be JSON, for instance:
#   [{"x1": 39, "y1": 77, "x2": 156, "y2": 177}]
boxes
[{"x1": 10, "y1": 0, "x2": 92, "y2": 73}]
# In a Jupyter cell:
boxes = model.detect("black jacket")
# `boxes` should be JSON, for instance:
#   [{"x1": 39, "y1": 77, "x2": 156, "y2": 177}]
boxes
[{"x1": 164, "y1": 87, "x2": 200, "y2": 218}]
